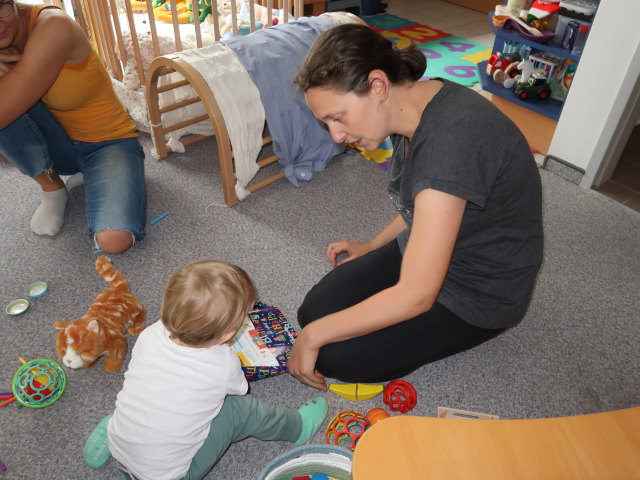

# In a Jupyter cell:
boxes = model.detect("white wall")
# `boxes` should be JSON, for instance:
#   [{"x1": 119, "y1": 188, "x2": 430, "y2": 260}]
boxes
[{"x1": 548, "y1": 0, "x2": 640, "y2": 179}]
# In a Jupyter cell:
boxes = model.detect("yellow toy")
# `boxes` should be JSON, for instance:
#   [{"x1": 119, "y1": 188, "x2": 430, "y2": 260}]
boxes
[
  {"x1": 352, "y1": 136, "x2": 394, "y2": 164},
  {"x1": 129, "y1": 0, "x2": 148, "y2": 13},
  {"x1": 328, "y1": 383, "x2": 384, "y2": 401},
  {"x1": 154, "y1": 0, "x2": 191, "y2": 23}
]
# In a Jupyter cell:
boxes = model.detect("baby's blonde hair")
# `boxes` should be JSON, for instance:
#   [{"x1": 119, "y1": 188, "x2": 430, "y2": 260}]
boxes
[{"x1": 161, "y1": 260, "x2": 255, "y2": 346}]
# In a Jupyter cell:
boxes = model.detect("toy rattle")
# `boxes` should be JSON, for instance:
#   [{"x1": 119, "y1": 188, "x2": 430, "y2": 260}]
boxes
[
  {"x1": 325, "y1": 411, "x2": 370, "y2": 451},
  {"x1": 3, "y1": 358, "x2": 67, "y2": 408},
  {"x1": 382, "y1": 380, "x2": 417, "y2": 413}
]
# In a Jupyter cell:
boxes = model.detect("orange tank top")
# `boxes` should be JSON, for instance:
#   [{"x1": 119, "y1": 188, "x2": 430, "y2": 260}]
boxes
[{"x1": 30, "y1": 5, "x2": 137, "y2": 142}]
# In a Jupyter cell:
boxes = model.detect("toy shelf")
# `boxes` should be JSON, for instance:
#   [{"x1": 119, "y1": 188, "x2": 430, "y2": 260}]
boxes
[
  {"x1": 487, "y1": 13, "x2": 580, "y2": 62},
  {"x1": 477, "y1": 60, "x2": 564, "y2": 120},
  {"x1": 479, "y1": 12, "x2": 584, "y2": 121}
]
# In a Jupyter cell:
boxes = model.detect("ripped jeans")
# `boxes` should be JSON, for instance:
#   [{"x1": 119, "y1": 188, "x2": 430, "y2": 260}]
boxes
[{"x1": 0, "y1": 101, "x2": 147, "y2": 250}]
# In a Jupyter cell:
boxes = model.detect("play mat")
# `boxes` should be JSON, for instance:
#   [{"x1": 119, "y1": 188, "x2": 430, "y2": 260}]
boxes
[
  {"x1": 356, "y1": 14, "x2": 492, "y2": 168},
  {"x1": 364, "y1": 13, "x2": 491, "y2": 87}
]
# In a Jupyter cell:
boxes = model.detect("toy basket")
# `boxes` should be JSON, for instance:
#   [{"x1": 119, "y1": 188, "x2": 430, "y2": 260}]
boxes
[{"x1": 257, "y1": 444, "x2": 353, "y2": 480}]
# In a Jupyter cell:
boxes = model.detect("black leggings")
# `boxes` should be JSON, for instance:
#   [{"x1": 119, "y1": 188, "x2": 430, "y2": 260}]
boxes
[{"x1": 297, "y1": 240, "x2": 506, "y2": 383}]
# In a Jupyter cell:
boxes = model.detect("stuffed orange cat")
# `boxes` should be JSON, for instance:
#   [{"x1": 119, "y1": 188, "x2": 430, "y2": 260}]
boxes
[{"x1": 54, "y1": 256, "x2": 146, "y2": 373}]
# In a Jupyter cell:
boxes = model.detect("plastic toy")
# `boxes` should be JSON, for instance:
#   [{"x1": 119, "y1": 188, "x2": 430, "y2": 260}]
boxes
[
  {"x1": 383, "y1": 380, "x2": 417, "y2": 413},
  {"x1": 129, "y1": 0, "x2": 148, "y2": 12},
  {"x1": 154, "y1": 0, "x2": 191, "y2": 23},
  {"x1": 26, "y1": 281, "x2": 48, "y2": 298},
  {"x1": 0, "y1": 390, "x2": 16, "y2": 408},
  {"x1": 10, "y1": 358, "x2": 66, "y2": 408},
  {"x1": 514, "y1": 71, "x2": 551, "y2": 100},
  {"x1": 550, "y1": 60, "x2": 575, "y2": 101},
  {"x1": 365, "y1": 407, "x2": 390, "y2": 426},
  {"x1": 503, "y1": 17, "x2": 555, "y2": 44},
  {"x1": 5, "y1": 299, "x2": 29, "y2": 316},
  {"x1": 150, "y1": 212, "x2": 169, "y2": 225},
  {"x1": 486, "y1": 51, "x2": 521, "y2": 86},
  {"x1": 187, "y1": 0, "x2": 213, "y2": 23},
  {"x1": 325, "y1": 411, "x2": 370, "y2": 451},
  {"x1": 328, "y1": 383, "x2": 383, "y2": 401}
]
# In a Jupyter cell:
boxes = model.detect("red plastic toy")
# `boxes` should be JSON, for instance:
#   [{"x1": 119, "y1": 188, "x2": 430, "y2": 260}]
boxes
[{"x1": 383, "y1": 380, "x2": 417, "y2": 413}]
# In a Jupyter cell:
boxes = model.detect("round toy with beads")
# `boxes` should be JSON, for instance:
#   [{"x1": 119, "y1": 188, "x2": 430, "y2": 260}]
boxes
[
  {"x1": 325, "y1": 410, "x2": 370, "y2": 451},
  {"x1": 12, "y1": 359, "x2": 66, "y2": 408},
  {"x1": 383, "y1": 380, "x2": 417, "y2": 413}
]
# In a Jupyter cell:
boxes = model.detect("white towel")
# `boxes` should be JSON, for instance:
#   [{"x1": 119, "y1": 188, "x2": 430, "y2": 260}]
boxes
[{"x1": 174, "y1": 44, "x2": 265, "y2": 200}]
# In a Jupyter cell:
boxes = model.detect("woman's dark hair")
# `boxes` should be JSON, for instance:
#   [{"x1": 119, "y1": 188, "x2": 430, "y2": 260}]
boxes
[{"x1": 294, "y1": 23, "x2": 426, "y2": 95}]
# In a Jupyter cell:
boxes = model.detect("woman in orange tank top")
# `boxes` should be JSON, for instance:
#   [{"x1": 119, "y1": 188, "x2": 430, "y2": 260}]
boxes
[{"x1": 0, "y1": 1, "x2": 146, "y2": 254}]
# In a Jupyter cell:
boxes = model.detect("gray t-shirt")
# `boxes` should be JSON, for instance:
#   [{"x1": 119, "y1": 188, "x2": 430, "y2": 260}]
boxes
[{"x1": 388, "y1": 79, "x2": 543, "y2": 329}]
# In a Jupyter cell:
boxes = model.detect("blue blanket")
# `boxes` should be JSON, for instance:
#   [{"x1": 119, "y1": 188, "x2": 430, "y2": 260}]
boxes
[{"x1": 224, "y1": 17, "x2": 345, "y2": 187}]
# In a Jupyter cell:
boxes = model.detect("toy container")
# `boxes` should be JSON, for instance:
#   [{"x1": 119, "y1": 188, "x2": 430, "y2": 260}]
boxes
[
  {"x1": 559, "y1": 0, "x2": 599, "y2": 17},
  {"x1": 571, "y1": 24, "x2": 590, "y2": 54},
  {"x1": 553, "y1": 6, "x2": 594, "y2": 45},
  {"x1": 257, "y1": 444, "x2": 353, "y2": 480},
  {"x1": 528, "y1": 52, "x2": 564, "y2": 83},
  {"x1": 503, "y1": 40, "x2": 532, "y2": 61}
]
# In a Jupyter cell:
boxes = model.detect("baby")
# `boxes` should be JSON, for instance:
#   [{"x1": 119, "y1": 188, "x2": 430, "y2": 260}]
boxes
[{"x1": 83, "y1": 259, "x2": 328, "y2": 480}]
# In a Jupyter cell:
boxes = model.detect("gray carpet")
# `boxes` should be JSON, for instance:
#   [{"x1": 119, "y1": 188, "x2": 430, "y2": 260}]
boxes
[{"x1": 1, "y1": 132, "x2": 639, "y2": 479}]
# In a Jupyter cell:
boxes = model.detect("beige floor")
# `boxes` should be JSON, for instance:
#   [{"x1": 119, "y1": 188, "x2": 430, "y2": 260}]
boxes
[{"x1": 384, "y1": 0, "x2": 495, "y2": 48}]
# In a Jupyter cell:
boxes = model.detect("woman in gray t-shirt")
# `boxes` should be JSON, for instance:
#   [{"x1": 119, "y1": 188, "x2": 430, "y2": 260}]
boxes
[{"x1": 288, "y1": 24, "x2": 543, "y2": 390}]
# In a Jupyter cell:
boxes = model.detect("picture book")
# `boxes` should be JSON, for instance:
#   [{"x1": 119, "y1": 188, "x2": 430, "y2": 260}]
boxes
[{"x1": 230, "y1": 302, "x2": 297, "y2": 381}]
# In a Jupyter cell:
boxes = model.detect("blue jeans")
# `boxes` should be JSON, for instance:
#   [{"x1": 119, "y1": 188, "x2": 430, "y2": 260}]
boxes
[{"x1": 0, "y1": 101, "x2": 147, "y2": 249}]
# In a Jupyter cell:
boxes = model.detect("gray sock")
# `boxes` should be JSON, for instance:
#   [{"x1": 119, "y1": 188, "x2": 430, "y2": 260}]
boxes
[{"x1": 30, "y1": 188, "x2": 68, "y2": 236}]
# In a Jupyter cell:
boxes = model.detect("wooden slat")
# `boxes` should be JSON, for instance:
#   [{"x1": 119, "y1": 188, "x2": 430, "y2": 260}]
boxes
[
  {"x1": 145, "y1": 0, "x2": 161, "y2": 56},
  {"x1": 158, "y1": 96, "x2": 202, "y2": 114},
  {"x1": 168, "y1": 0, "x2": 183, "y2": 51},
  {"x1": 107, "y1": 0, "x2": 126, "y2": 81},
  {"x1": 122, "y1": 0, "x2": 145, "y2": 85},
  {"x1": 162, "y1": 114, "x2": 210, "y2": 133},
  {"x1": 230, "y1": 0, "x2": 239, "y2": 37},
  {"x1": 190, "y1": 0, "x2": 203, "y2": 48},
  {"x1": 157, "y1": 78, "x2": 191, "y2": 93},
  {"x1": 245, "y1": 172, "x2": 285, "y2": 192},
  {"x1": 257, "y1": 154, "x2": 279, "y2": 167},
  {"x1": 83, "y1": 1, "x2": 108, "y2": 70}
]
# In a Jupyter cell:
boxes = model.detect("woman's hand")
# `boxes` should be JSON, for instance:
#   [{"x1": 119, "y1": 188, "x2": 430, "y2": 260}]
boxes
[
  {"x1": 287, "y1": 329, "x2": 327, "y2": 390},
  {"x1": 326, "y1": 241, "x2": 372, "y2": 267}
]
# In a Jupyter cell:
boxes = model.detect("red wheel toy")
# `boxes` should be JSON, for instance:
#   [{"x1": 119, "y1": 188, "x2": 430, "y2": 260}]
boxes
[{"x1": 383, "y1": 380, "x2": 417, "y2": 413}]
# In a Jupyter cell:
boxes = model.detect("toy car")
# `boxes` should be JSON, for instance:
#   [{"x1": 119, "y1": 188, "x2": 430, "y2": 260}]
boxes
[
  {"x1": 513, "y1": 72, "x2": 552, "y2": 100},
  {"x1": 486, "y1": 52, "x2": 521, "y2": 83}
]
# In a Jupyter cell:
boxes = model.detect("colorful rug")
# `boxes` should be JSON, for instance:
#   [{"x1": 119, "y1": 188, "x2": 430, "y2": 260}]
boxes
[{"x1": 363, "y1": 13, "x2": 491, "y2": 87}]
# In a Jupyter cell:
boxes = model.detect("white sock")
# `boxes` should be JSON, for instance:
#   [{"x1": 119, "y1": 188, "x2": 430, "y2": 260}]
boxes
[
  {"x1": 30, "y1": 188, "x2": 68, "y2": 236},
  {"x1": 64, "y1": 172, "x2": 84, "y2": 191}
]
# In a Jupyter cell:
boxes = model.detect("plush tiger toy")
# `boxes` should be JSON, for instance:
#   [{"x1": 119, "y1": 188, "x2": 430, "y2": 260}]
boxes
[{"x1": 54, "y1": 256, "x2": 146, "y2": 373}]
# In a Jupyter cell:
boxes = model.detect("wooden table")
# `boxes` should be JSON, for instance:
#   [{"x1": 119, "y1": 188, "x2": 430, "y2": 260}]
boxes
[{"x1": 352, "y1": 407, "x2": 640, "y2": 479}]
